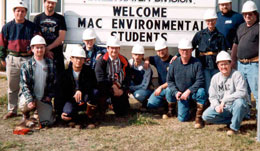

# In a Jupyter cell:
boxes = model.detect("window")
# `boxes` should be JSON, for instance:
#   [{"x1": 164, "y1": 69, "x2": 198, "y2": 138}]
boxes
[{"x1": 29, "y1": 0, "x2": 63, "y2": 21}]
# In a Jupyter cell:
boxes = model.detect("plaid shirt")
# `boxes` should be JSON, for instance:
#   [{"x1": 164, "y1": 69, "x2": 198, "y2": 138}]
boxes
[{"x1": 20, "y1": 57, "x2": 56, "y2": 103}]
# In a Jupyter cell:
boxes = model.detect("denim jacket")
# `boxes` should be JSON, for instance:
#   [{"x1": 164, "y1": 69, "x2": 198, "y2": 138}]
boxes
[{"x1": 82, "y1": 44, "x2": 107, "y2": 70}]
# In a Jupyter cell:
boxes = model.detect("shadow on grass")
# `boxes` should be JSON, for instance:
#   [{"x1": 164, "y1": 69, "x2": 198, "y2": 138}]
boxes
[
  {"x1": 240, "y1": 123, "x2": 257, "y2": 134},
  {"x1": 51, "y1": 109, "x2": 161, "y2": 129}
]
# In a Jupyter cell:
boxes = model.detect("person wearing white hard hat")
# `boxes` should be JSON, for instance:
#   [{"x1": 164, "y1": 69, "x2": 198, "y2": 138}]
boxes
[
  {"x1": 82, "y1": 28, "x2": 106, "y2": 70},
  {"x1": 57, "y1": 45, "x2": 97, "y2": 128},
  {"x1": 231, "y1": 0, "x2": 259, "y2": 117},
  {"x1": 216, "y1": 0, "x2": 244, "y2": 50},
  {"x1": 192, "y1": 9, "x2": 226, "y2": 96},
  {"x1": 128, "y1": 44, "x2": 153, "y2": 108},
  {"x1": 34, "y1": 0, "x2": 67, "y2": 117},
  {"x1": 145, "y1": 38, "x2": 174, "y2": 113},
  {"x1": 0, "y1": 0, "x2": 40, "y2": 120},
  {"x1": 19, "y1": 35, "x2": 56, "y2": 127},
  {"x1": 95, "y1": 36, "x2": 130, "y2": 116},
  {"x1": 203, "y1": 51, "x2": 250, "y2": 136},
  {"x1": 167, "y1": 39, "x2": 206, "y2": 129}
]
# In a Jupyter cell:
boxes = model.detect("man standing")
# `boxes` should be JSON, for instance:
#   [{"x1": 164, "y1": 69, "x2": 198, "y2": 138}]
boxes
[
  {"x1": 95, "y1": 36, "x2": 130, "y2": 116},
  {"x1": 167, "y1": 39, "x2": 206, "y2": 128},
  {"x1": 34, "y1": 0, "x2": 67, "y2": 116},
  {"x1": 202, "y1": 51, "x2": 250, "y2": 136},
  {"x1": 34, "y1": 0, "x2": 66, "y2": 74},
  {"x1": 192, "y1": 9, "x2": 226, "y2": 95},
  {"x1": 231, "y1": 1, "x2": 258, "y2": 111},
  {"x1": 19, "y1": 35, "x2": 56, "y2": 127},
  {"x1": 216, "y1": 0, "x2": 244, "y2": 50},
  {"x1": 0, "y1": 1, "x2": 39, "y2": 120},
  {"x1": 145, "y1": 38, "x2": 174, "y2": 116}
]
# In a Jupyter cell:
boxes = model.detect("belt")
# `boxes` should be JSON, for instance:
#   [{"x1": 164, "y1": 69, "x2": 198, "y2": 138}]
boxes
[
  {"x1": 239, "y1": 56, "x2": 259, "y2": 63},
  {"x1": 199, "y1": 51, "x2": 218, "y2": 56},
  {"x1": 8, "y1": 51, "x2": 32, "y2": 57}
]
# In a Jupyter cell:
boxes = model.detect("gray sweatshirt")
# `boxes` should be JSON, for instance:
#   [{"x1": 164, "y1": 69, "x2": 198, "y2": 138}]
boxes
[{"x1": 208, "y1": 69, "x2": 250, "y2": 108}]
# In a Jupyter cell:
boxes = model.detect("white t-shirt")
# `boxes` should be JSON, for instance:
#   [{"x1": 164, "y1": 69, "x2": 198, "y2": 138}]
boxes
[{"x1": 34, "y1": 59, "x2": 47, "y2": 101}]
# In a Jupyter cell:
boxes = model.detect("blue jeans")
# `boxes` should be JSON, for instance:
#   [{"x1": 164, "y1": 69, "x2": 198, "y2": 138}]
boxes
[
  {"x1": 237, "y1": 61, "x2": 258, "y2": 108},
  {"x1": 202, "y1": 98, "x2": 249, "y2": 131},
  {"x1": 167, "y1": 88, "x2": 206, "y2": 122},
  {"x1": 204, "y1": 69, "x2": 219, "y2": 95},
  {"x1": 132, "y1": 89, "x2": 153, "y2": 103},
  {"x1": 147, "y1": 88, "x2": 174, "y2": 108}
]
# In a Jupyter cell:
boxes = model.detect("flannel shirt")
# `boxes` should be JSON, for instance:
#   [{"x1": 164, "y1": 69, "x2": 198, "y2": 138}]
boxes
[{"x1": 20, "y1": 57, "x2": 56, "y2": 103}]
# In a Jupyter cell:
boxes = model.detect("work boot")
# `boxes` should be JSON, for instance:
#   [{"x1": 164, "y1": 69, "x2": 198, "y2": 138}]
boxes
[
  {"x1": 86, "y1": 103, "x2": 97, "y2": 119},
  {"x1": 194, "y1": 103, "x2": 205, "y2": 129},
  {"x1": 86, "y1": 103, "x2": 97, "y2": 128},
  {"x1": 3, "y1": 112, "x2": 17, "y2": 120},
  {"x1": 162, "y1": 102, "x2": 176, "y2": 119},
  {"x1": 22, "y1": 111, "x2": 30, "y2": 122}
]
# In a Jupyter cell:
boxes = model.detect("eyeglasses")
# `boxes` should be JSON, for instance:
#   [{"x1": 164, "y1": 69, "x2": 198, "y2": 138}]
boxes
[
  {"x1": 243, "y1": 12, "x2": 254, "y2": 17},
  {"x1": 206, "y1": 19, "x2": 216, "y2": 23}
]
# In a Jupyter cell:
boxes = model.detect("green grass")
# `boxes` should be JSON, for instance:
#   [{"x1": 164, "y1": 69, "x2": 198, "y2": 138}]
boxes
[
  {"x1": 0, "y1": 141, "x2": 25, "y2": 151},
  {"x1": 0, "y1": 95, "x2": 7, "y2": 105},
  {"x1": 128, "y1": 113, "x2": 159, "y2": 126}
]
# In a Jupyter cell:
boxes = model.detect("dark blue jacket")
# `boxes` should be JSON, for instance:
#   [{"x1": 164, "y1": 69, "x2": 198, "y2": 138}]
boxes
[{"x1": 192, "y1": 28, "x2": 226, "y2": 69}]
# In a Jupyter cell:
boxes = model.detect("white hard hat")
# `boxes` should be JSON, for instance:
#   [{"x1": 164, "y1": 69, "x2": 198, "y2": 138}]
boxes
[
  {"x1": 106, "y1": 36, "x2": 120, "y2": 47},
  {"x1": 218, "y1": 0, "x2": 232, "y2": 4},
  {"x1": 242, "y1": 1, "x2": 258, "y2": 13},
  {"x1": 132, "y1": 44, "x2": 145, "y2": 54},
  {"x1": 216, "y1": 51, "x2": 231, "y2": 63},
  {"x1": 46, "y1": 0, "x2": 58, "y2": 3},
  {"x1": 13, "y1": 0, "x2": 28, "y2": 11},
  {"x1": 155, "y1": 38, "x2": 167, "y2": 51},
  {"x1": 82, "y1": 28, "x2": 96, "y2": 40},
  {"x1": 203, "y1": 9, "x2": 218, "y2": 20},
  {"x1": 71, "y1": 45, "x2": 86, "y2": 58},
  {"x1": 178, "y1": 39, "x2": 193, "y2": 49},
  {"x1": 30, "y1": 35, "x2": 46, "y2": 46}
]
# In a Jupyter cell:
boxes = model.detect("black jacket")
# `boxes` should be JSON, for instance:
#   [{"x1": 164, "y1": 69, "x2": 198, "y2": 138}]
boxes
[
  {"x1": 95, "y1": 52, "x2": 130, "y2": 96},
  {"x1": 57, "y1": 64, "x2": 96, "y2": 102}
]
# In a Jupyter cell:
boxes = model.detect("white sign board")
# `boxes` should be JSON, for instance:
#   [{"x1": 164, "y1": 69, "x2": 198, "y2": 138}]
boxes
[{"x1": 64, "y1": 0, "x2": 216, "y2": 47}]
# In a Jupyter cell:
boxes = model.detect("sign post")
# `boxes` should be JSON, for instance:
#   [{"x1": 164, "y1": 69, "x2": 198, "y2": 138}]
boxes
[{"x1": 257, "y1": 21, "x2": 260, "y2": 142}]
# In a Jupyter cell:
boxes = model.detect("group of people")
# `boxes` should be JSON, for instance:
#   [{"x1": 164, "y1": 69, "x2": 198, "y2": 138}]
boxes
[{"x1": 0, "y1": 0, "x2": 258, "y2": 136}]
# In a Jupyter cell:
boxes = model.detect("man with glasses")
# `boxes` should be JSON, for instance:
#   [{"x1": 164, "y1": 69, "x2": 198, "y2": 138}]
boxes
[
  {"x1": 192, "y1": 9, "x2": 226, "y2": 95},
  {"x1": 167, "y1": 39, "x2": 206, "y2": 129},
  {"x1": 58, "y1": 45, "x2": 97, "y2": 127},
  {"x1": 203, "y1": 51, "x2": 250, "y2": 136},
  {"x1": 231, "y1": 1, "x2": 259, "y2": 115},
  {"x1": 95, "y1": 36, "x2": 130, "y2": 117}
]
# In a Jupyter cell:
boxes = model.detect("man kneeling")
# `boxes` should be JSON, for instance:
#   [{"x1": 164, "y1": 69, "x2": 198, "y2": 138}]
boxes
[
  {"x1": 167, "y1": 39, "x2": 206, "y2": 128},
  {"x1": 202, "y1": 51, "x2": 250, "y2": 136},
  {"x1": 19, "y1": 35, "x2": 55, "y2": 127},
  {"x1": 59, "y1": 45, "x2": 97, "y2": 127}
]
